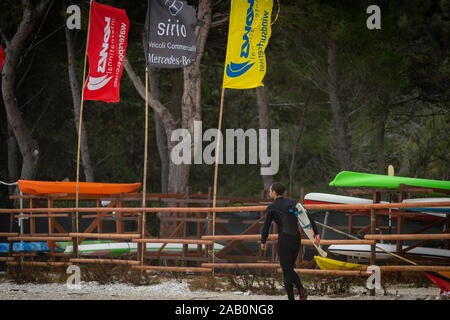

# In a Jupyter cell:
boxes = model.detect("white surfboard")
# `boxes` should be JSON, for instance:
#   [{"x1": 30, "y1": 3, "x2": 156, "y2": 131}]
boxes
[{"x1": 295, "y1": 203, "x2": 327, "y2": 257}]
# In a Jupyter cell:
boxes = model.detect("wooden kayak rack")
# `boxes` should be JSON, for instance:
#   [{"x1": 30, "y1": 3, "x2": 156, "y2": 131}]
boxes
[{"x1": 0, "y1": 186, "x2": 449, "y2": 297}]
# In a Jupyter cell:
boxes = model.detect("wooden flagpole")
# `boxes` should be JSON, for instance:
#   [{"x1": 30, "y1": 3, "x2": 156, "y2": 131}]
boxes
[
  {"x1": 74, "y1": 0, "x2": 93, "y2": 257},
  {"x1": 211, "y1": 87, "x2": 226, "y2": 275},
  {"x1": 140, "y1": 67, "x2": 150, "y2": 266}
]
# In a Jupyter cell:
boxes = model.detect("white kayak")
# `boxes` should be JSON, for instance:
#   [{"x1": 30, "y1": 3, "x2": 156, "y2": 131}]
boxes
[
  {"x1": 304, "y1": 193, "x2": 445, "y2": 221},
  {"x1": 402, "y1": 198, "x2": 450, "y2": 218},
  {"x1": 328, "y1": 243, "x2": 450, "y2": 260}
]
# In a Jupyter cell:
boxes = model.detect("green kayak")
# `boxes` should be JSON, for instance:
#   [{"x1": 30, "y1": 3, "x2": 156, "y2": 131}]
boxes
[
  {"x1": 55, "y1": 240, "x2": 117, "y2": 250},
  {"x1": 329, "y1": 171, "x2": 450, "y2": 190}
]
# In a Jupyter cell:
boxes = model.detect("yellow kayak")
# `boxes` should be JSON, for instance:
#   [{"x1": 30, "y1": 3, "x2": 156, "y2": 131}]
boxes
[{"x1": 314, "y1": 256, "x2": 367, "y2": 271}]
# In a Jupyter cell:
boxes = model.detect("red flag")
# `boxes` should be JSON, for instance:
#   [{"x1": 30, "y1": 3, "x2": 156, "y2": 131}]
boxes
[
  {"x1": 83, "y1": 2, "x2": 129, "y2": 103},
  {"x1": 0, "y1": 45, "x2": 5, "y2": 72}
]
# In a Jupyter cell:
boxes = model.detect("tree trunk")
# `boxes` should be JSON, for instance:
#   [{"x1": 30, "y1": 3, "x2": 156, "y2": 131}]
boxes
[
  {"x1": 125, "y1": 0, "x2": 211, "y2": 234},
  {"x1": 123, "y1": 58, "x2": 178, "y2": 167},
  {"x1": 1, "y1": 0, "x2": 51, "y2": 180},
  {"x1": 375, "y1": 109, "x2": 388, "y2": 174},
  {"x1": 327, "y1": 36, "x2": 352, "y2": 171},
  {"x1": 175, "y1": 0, "x2": 211, "y2": 195},
  {"x1": 149, "y1": 67, "x2": 169, "y2": 193},
  {"x1": 7, "y1": 122, "x2": 20, "y2": 194},
  {"x1": 289, "y1": 90, "x2": 312, "y2": 197},
  {"x1": 65, "y1": 28, "x2": 95, "y2": 182},
  {"x1": 256, "y1": 86, "x2": 273, "y2": 191}
]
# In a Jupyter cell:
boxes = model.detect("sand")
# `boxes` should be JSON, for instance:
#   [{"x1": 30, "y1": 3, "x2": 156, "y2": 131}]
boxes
[{"x1": 0, "y1": 278, "x2": 444, "y2": 300}]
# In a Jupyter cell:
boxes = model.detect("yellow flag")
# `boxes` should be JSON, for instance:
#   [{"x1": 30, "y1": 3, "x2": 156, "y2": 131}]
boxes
[{"x1": 222, "y1": 0, "x2": 273, "y2": 89}]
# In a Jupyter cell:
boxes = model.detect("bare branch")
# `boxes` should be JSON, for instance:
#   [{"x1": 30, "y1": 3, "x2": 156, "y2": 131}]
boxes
[{"x1": 211, "y1": 15, "x2": 229, "y2": 28}]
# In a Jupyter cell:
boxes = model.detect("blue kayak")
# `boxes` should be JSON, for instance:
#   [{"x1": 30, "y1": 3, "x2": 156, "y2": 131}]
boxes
[{"x1": 0, "y1": 242, "x2": 63, "y2": 253}]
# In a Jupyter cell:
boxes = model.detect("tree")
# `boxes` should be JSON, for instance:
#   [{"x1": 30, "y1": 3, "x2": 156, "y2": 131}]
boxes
[
  {"x1": 256, "y1": 86, "x2": 274, "y2": 191},
  {"x1": 125, "y1": 0, "x2": 212, "y2": 195},
  {"x1": 1, "y1": 0, "x2": 52, "y2": 180},
  {"x1": 65, "y1": 26, "x2": 95, "y2": 182}
]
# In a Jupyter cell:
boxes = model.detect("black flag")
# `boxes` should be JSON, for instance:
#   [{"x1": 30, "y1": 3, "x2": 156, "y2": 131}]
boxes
[{"x1": 146, "y1": 0, "x2": 198, "y2": 68}]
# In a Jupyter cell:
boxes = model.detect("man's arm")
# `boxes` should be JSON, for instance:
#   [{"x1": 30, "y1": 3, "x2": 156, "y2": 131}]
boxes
[{"x1": 260, "y1": 209, "x2": 274, "y2": 244}]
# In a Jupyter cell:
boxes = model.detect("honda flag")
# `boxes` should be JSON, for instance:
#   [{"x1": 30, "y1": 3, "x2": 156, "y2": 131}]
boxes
[
  {"x1": 0, "y1": 45, "x2": 5, "y2": 72},
  {"x1": 83, "y1": 2, "x2": 129, "y2": 103}
]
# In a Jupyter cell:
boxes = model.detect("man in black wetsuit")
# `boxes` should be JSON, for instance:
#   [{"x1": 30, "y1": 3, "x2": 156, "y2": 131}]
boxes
[{"x1": 260, "y1": 182, "x2": 320, "y2": 300}]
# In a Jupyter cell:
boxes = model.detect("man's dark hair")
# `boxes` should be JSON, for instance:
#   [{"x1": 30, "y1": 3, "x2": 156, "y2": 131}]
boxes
[{"x1": 270, "y1": 182, "x2": 286, "y2": 196}]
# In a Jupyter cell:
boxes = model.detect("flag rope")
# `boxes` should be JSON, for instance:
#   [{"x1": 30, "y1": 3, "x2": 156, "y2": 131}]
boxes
[{"x1": 140, "y1": 66, "x2": 150, "y2": 266}]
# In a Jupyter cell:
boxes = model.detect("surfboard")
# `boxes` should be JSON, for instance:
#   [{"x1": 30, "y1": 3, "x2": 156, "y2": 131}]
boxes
[
  {"x1": 63, "y1": 242, "x2": 225, "y2": 256},
  {"x1": 294, "y1": 202, "x2": 327, "y2": 257}
]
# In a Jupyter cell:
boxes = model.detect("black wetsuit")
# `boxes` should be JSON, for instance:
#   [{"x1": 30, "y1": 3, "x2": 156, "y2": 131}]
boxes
[{"x1": 261, "y1": 197, "x2": 319, "y2": 300}]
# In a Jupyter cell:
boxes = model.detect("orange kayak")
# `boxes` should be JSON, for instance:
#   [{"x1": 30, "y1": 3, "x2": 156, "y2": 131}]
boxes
[{"x1": 18, "y1": 180, "x2": 141, "y2": 195}]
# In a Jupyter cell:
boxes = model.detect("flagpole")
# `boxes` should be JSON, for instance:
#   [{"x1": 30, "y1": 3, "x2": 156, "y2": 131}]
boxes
[
  {"x1": 211, "y1": 87, "x2": 226, "y2": 276},
  {"x1": 140, "y1": 66, "x2": 149, "y2": 266},
  {"x1": 74, "y1": 0, "x2": 93, "y2": 257}
]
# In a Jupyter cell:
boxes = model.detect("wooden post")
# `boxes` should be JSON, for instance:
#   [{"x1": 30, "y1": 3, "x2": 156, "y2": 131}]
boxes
[
  {"x1": 29, "y1": 198, "x2": 36, "y2": 235},
  {"x1": 396, "y1": 192, "x2": 405, "y2": 255},
  {"x1": 73, "y1": 0, "x2": 93, "y2": 260},
  {"x1": 370, "y1": 192, "x2": 380, "y2": 296},
  {"x1": 321, "y1": 211, "x2": 329, "y2": 240},
  {"x1": 446, "y1": 215, "x2": 450, "y2": 250},
  {"x1": 48, "y1": 198, "x2": 55, "y2": 265},
  {"x1": 182, "y1": 187, "x2": 191, "y2": 267},
  {"x1": 139, "y1": 66, "x2": 150, "y2": 267},
  {"x1": 348, "y1": 214, "x2": 354, "y2": 236},
  {"x1": 207, "y1": 186, "x2": 213, "y2": 236},
  {"x1": 211, "y1": 87, "x2": 226, "y2": 276},
  {"x1": 300, "y1": 187, "x2": 306, "y2": 203}
]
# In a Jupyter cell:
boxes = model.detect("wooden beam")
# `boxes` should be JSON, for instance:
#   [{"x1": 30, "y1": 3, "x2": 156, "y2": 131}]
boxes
[
  {"x1": 132, "y1": 265, "x2": 212, "y2": 273},
  {"x1": 133, "y1": 238, "x2": 213, "y2": 245},
  {"x1": 1, "y1": 201, "x2": 449, "y2": 214},
  {"x1": 214, "y1": 223, "x2": 253, "y2": 256},
  {"x1": 69, "y1": 233, "x2": 141, "y2": 239},
  {"x1": 8, "y1": 236, "x2": 72, "y2": 241},
  {"x1": 0, "y1": 257, "x2": 15, "y2": 261},
  {"x1": 376, "y1": 265, "x2": 450, "y2": 272},
  {"x1": 0, "y1": 232, "x2": 19, "y2": 237},
  {"x1": 202, "y1": 234, "x2": 375, "y2": 245},
  {"x1": 70, "y1": 258, "x2": 139, "y2": 265},
  {"x1": 7, "y1": 261, "x2": 71, "y2": 267},
  {"x1": 216, "y1": 217, "x2": 263, "y2": 257},
  {"x1": 292, "y1": 269, "x2": 371, "y2": 276},
  {"x1": 365, "y1": 233, "x2": 450, "y2": 240}
]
